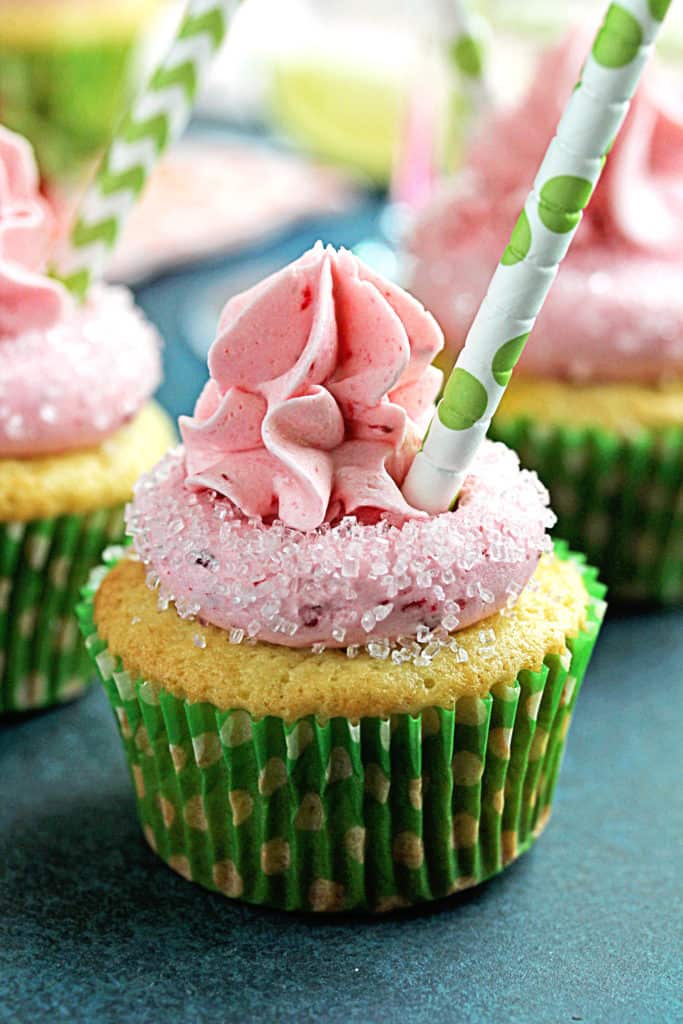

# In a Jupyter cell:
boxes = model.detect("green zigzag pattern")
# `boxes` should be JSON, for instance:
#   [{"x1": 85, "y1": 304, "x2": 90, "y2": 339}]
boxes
[
  {"x1": 179, "y1": 8, "x2": 226, "y2": 49},
  {"x1": 57, "y1": 4, "x2": 229, "y2": 297}
]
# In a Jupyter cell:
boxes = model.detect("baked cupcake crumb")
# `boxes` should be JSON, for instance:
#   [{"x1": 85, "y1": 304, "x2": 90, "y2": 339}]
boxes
[
  {"x1": 94, "y1": 552, "x2": 589, "y2": 721},
  {"x1": 0, "y1": 402, "x2": 174, "y2": 522}
]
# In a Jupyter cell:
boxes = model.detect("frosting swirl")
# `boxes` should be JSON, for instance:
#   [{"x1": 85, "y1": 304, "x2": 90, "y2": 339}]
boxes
[
  {"x1": 0, "y1": 125, "x2": 68, "y2": 337},
  {"x1": 181, "y1": 243, "x2": 443, "y2": 530},
  {"x1": 0, "y1": 124, "x2": 163, "y2": 457},
  {"x1": 408, "y1": 30, "x2": 683, "y2": 383}
]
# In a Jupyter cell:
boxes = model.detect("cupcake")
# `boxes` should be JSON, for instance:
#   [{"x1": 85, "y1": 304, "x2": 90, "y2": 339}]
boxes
[
  {"x1": 408, "y1": 31, "x2": 683, "y2": 603},
  {"x1": 0, "y1": 0, "x2": 160, "y2": 184},
  {"x1": 0, "y1": 124, "x2": 173, "y2": 711},
  {"x1": 78, "y1": 244, "x2": 605, "y2": 912}
]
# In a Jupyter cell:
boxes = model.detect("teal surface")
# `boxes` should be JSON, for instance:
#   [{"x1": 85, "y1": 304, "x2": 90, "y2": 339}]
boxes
[
  {"x1": 2, "y1": 606, "x2": 681, "y2": 1023},
  {"x1": 1, "y1": 201, "x2": 682, "y2": 1023}
]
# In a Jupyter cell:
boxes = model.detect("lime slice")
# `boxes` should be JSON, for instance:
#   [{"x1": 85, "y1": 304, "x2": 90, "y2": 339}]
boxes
[{"x1": 271, "y1": 59, "x2": 406, "y2": 183}]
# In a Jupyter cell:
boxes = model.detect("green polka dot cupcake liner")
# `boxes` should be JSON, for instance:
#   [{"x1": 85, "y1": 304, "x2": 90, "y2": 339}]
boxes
[
  {"x1": 0, "y1": 507, "x2": 125, "y2": 713},
  {"x1": 490, "y1": 416, "x2": 683, "y2": 604},
  {"x1": 77, "y1": 545, "x2": 605, "y2": 913}
]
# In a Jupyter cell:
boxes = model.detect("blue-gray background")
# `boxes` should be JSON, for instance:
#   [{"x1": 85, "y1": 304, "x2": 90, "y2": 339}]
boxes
[{"x1": 1, "y1": 197, "x2": 681, "y2": 1024}]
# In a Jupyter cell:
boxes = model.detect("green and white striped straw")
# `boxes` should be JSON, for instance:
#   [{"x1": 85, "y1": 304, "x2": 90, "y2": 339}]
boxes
[
  {"x1": 53, "y1": 0, "x2": 237, "y2": 299},
  {"x1": 403, "y1": 0, "x2": 672, "y2": 514}
]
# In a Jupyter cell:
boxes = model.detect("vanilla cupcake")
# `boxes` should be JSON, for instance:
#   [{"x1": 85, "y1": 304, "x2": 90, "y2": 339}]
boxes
[
  {"x1": 408, "y1": 31, "x2": 683, "y2": 602},
  {"x1": 0, "y1": 125, "x2": 173, "y2": 711},
  {"x1": 79, "y1": 245, "x2": 604, "y2": 911}
]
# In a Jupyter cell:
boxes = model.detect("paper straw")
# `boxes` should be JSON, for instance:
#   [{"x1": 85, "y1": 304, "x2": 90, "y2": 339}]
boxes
[
  {"x1": 390, "y1": 0, "x2": 490, "y2": 212},
  {"x1": 439, "y1": 0, "x2": 493, "y2": 114},
  {"x1": 403, "y1": 0, "x2": 671, "y2": 514},
  {"x1": 53, "y1": 0, "x2": 236, "y2": 298},
  {"x1": 390, "y1": 78, "x2": 440, "y2": 210}
]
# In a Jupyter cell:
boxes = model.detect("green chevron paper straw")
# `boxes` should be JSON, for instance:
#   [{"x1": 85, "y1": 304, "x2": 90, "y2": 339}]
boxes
[
  {"x1": 403, "y1": 0, "x2": 671, "y2": 514},
  {"x1": 53, "y1": 0, "x2": 237, "y2": 299}
]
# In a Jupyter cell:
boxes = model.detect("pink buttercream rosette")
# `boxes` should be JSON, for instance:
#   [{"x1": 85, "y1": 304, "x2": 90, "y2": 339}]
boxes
[
  {"x1": 0, "y1": 125, "x2": 67, "y2": 337},
  {"x1": 0, "y1": 124, "x2": 162, "y2": 457},
  {"x1": 180, "y1": 243, "x2": 443, "y2": 531}
]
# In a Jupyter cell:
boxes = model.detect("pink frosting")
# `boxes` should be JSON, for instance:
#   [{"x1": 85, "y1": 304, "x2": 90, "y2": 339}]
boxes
[
  {"x1": 180, "y1": 243, "x2": 444, "y2": 531},
  {"x1": 408, "y1": 31, "x2": 683, "y2": 383},
  {"x1": 129, "y1": 440, "x2": 554, "y2": 648},
  {"x1": 131, "y1": 247, "x2": 553, "y2": 649},
  {"x1": 0, "y1": 285, "x2": 163, "y2": 456},
  {"x1": 0, "y1": 125, "x2": 67, "y2": 338},
  {"x1": 0, "y1": 125, "x2": 162, "y2": 457}
]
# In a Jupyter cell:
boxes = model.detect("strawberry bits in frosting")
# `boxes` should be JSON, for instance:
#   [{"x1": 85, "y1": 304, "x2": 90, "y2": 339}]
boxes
[
  {"x1": 129, "y1": 245, "x2": 555, "y2": 657},
  {"x1": 180, "y1": 243, "x2": 443, "y2": 531},
  {"x1": 0, "y1": 125, "x2": 161, "y2": 457}
]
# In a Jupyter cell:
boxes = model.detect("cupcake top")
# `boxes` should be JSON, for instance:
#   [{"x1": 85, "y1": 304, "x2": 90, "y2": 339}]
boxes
[
  {"x1": 408, "y1": 30, "x2": 683, "y2": 384},
  {"x1": 0, "y1": 125, "x2": 162, "y2": 457},
  {"x1": 180, "y1": 243, "x2": 443, "y2": 531},
  {"x1": 128, "y1": 244, "x2": 555, "y2": 658}
]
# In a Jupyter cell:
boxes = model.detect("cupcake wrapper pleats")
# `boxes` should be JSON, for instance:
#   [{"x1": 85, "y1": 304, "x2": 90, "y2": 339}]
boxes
[
  {"x1": 77, "y1": 546, "x2": 605, "y2": 912},
  {"x1": 0, "y1": 507, "x2": 125, "y2": 712},
  {"x1": 491, "y1": 418, "x2": 683, "y2": 603}
]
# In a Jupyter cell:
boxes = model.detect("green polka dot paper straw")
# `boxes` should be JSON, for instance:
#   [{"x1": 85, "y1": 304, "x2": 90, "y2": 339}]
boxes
[
  {"x1": 53, "y1": 0, "x2": 237, "y2": 299},
  {"x1": 403, "y1": 0, "x2": 671, "y2": 514},
  {"x1": 439, "y1": 0, "x2": 492, "y2": 111}
]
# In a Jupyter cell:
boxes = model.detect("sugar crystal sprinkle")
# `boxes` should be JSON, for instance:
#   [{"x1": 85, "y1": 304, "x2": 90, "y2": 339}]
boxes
[
  {"x1": 127, "y1": 445, "x2": 553, "y2": 665},
  {"x1": 0, "y1": 288, "x2": 161, "y2": 450}
]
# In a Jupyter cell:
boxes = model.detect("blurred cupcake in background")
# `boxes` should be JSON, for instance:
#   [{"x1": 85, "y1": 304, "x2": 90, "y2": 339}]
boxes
[
  {"x1": 0, "y1": 124, "x2": 173, "y2": 712},
  {"x1": 0, "y1": 0, "x2": 163, "y2": 187},
  {"x1": 408, "y1": 30, "x2": 683, "y2": 603}
]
